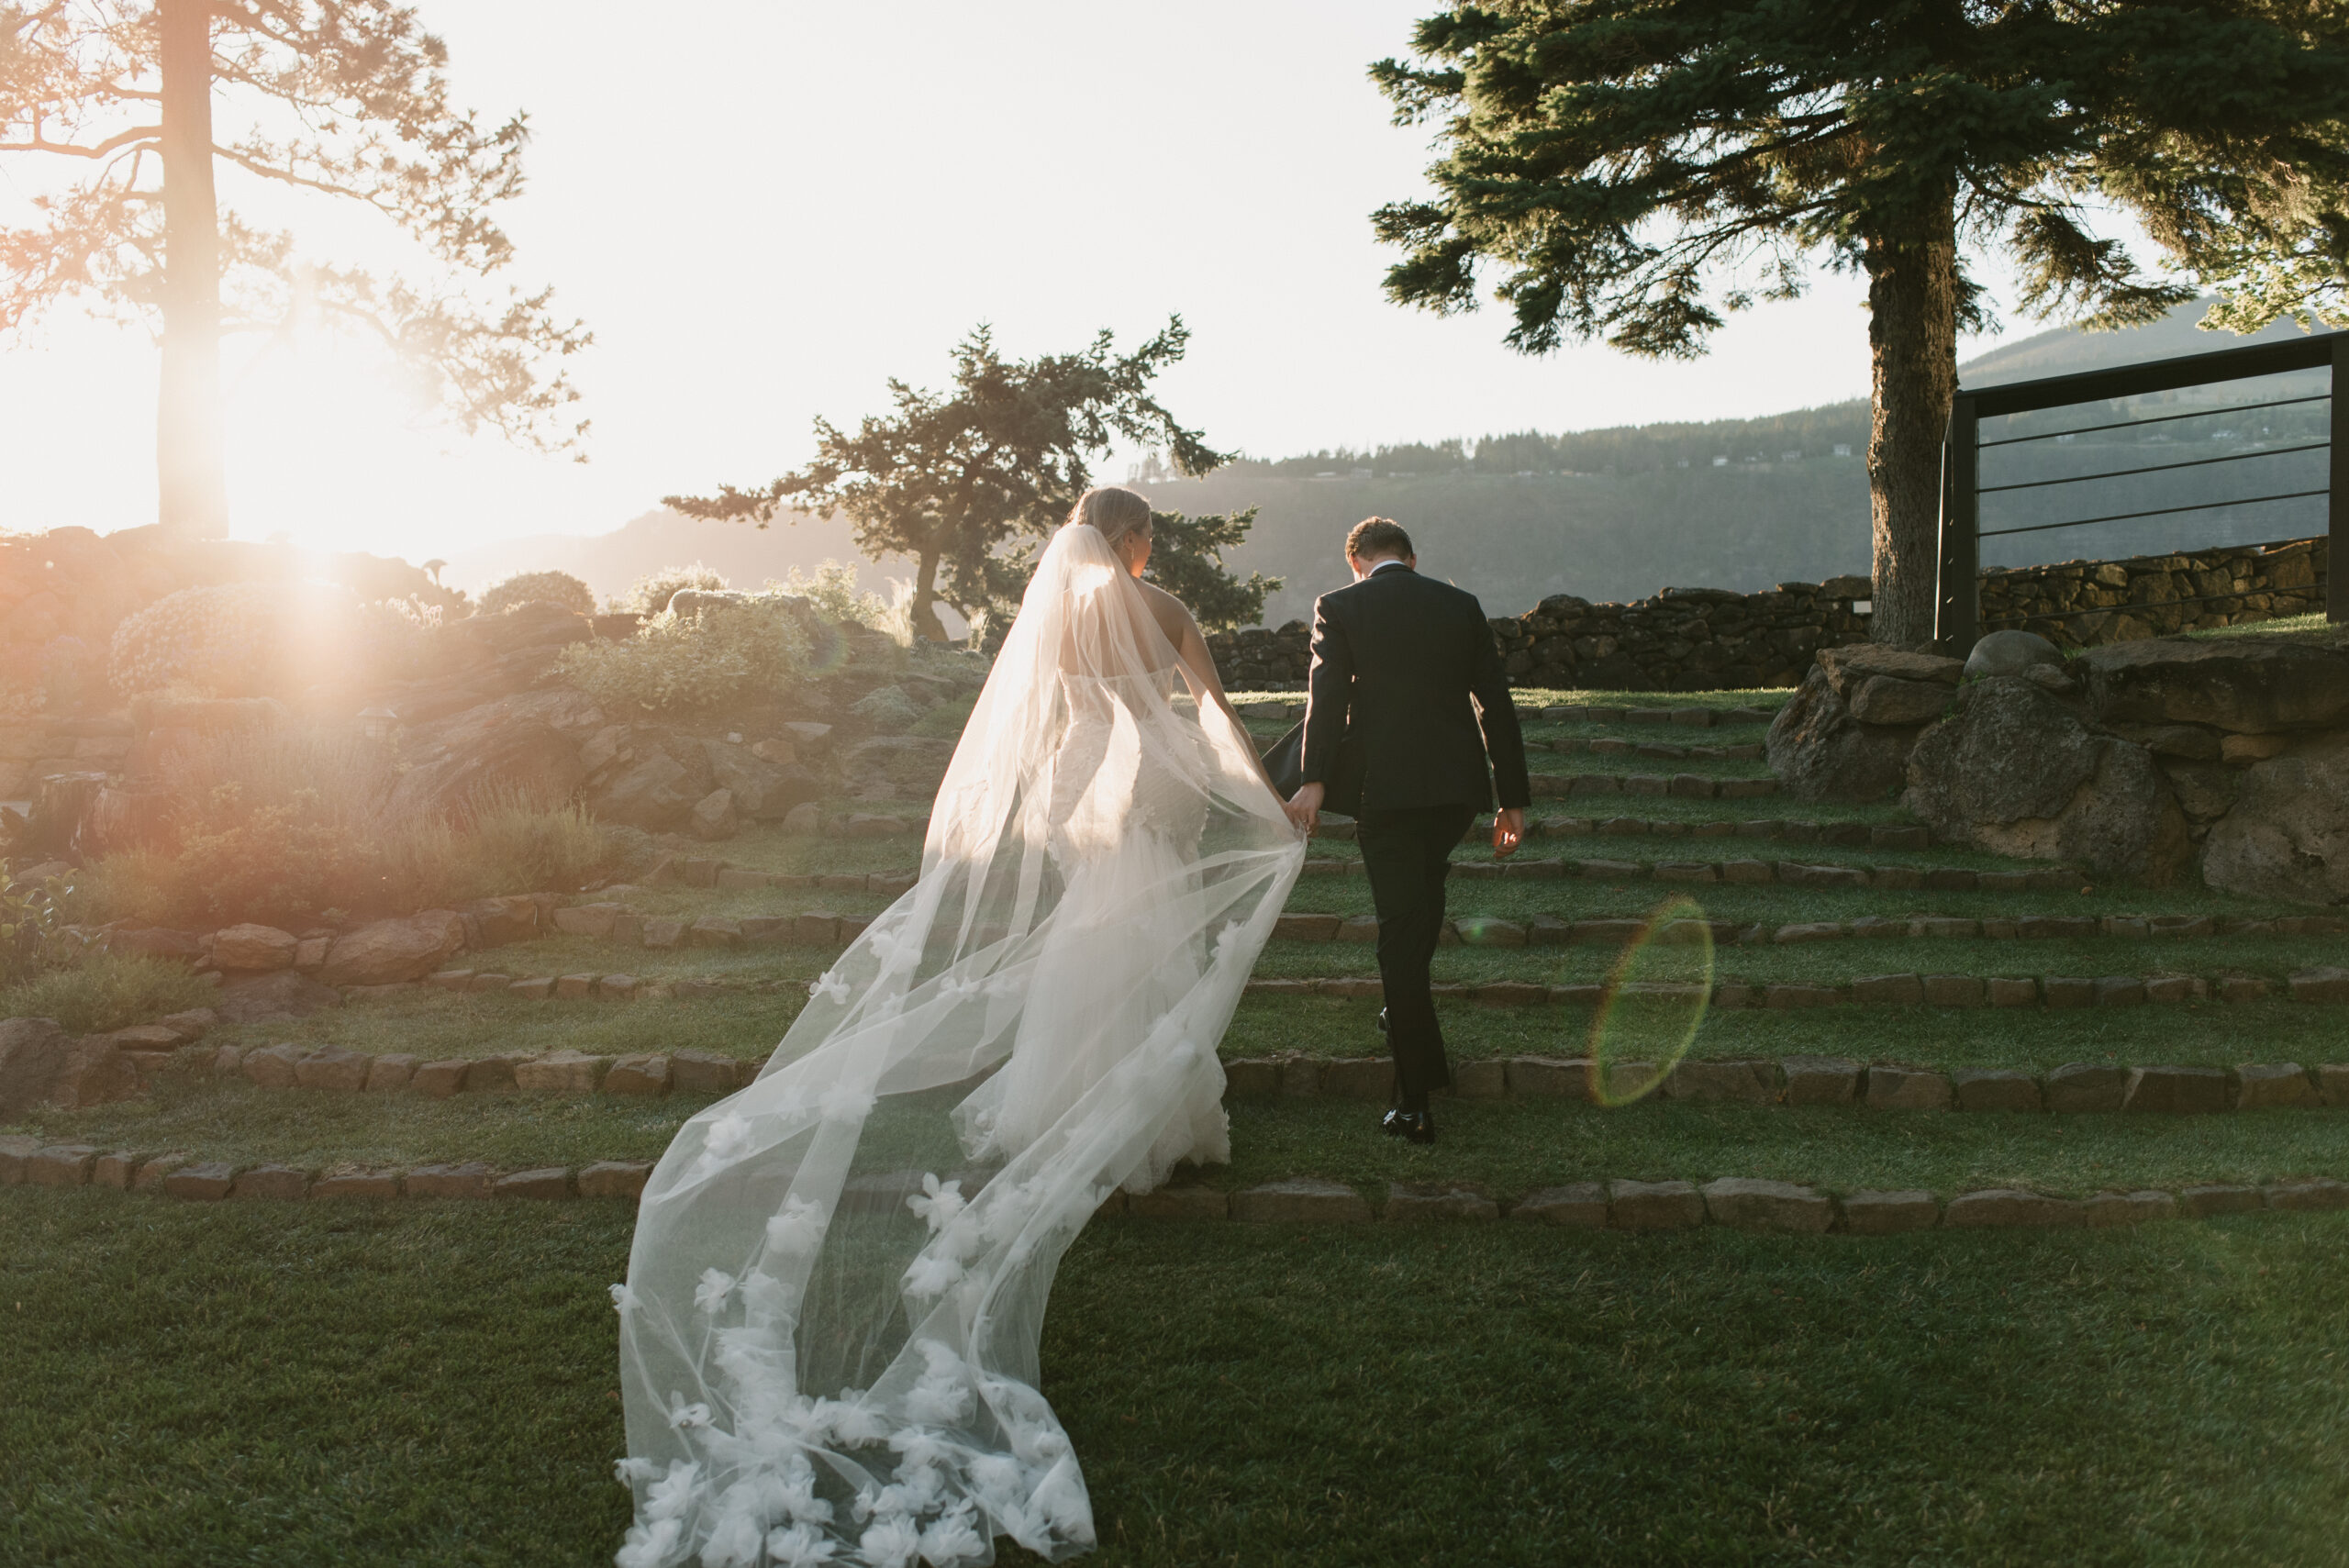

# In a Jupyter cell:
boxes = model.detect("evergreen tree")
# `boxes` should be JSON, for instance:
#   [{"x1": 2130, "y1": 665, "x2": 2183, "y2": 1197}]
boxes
[
  {"x1": 1370, "y1": 1, "x2": 2349, "y2": 643},
  {"x1": 669, "y1": 319, "x2": 1248, "y2": 642},
  {"x1": 1, "y1": 1, "x2": 588, "y2": 537}
]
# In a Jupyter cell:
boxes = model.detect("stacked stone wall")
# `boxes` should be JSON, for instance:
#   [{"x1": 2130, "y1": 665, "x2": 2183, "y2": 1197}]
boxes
[{"x1": 1978, "y1": 537, "x2": 2325, "y2": 648}]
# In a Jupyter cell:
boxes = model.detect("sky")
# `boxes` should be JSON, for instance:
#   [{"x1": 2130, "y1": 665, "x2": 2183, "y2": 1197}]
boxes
[{"x1": 0, "y1": 0, "x2": 2062, "y2": 569}]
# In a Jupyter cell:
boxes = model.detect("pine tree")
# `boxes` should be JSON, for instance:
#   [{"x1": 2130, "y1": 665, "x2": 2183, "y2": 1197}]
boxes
[
  {"x1": 1, "y1": 1, "x2": 588, "y2": 537},
  {"x1": 669, "y1": 319, "x2": 1259, "y2": 642},
  {"x1": 1370, "y1": 1, "x2": 2349, "y2": 644}
]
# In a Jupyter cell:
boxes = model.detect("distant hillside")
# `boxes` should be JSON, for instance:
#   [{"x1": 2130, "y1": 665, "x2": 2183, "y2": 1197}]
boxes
[{"x1": 447, "y1": 300, "x2": 2327, "y2": 629}]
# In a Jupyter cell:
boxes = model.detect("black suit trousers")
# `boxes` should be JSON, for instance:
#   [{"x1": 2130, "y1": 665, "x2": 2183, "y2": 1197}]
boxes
[{"x1": 1356, "y1": 803, "x2": 1476, "y2": 1105}]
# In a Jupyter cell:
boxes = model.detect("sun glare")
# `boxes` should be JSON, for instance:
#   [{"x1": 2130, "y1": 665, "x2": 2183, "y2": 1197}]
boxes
[{"x1": 222, "y1": 333, "x2": 438, "y2": 557}]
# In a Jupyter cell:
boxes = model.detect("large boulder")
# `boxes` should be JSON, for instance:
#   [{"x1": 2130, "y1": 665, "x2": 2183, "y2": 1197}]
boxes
[
  {"x1": 210, "y1": 923, "x2": 299, "y2": 972},
  {"x1": 216, "y1": 970, "x2": 344, "y2": 1025},
  {"x1": 2200, "y1": 733, "x2": 2349, "y2": 905},
  {"x1": 839, "y1": 736, "x2": 957, "y2": 803},
  {"x1": 1815, "y1": 644, "x2": 1965, "y2": 693},
  {"x1": 1765, "y1": 668, "x2": 1922, "y2": 803},
  {"x1": 2082, "y1": 638, "x2": 2349, "y2": 735},
  {"x1": 317, "y1": 910, "x2": 467, "y2": 986},
  {"x1": 1965, "y1": 628, "x2": 2065, "y2": 681},
  {"x1": 1904, "y1": 676, "x2": 2191, "y2": 884},
  {"x1": 702, "y1": 738, "x2": 819, "y2": 820},
  {"x1": 0, "y1": 1020, "x2": 139, "y2": 1118},
  {"x1": 384, "y1": 688, "x2": 603, "y2": 820}
]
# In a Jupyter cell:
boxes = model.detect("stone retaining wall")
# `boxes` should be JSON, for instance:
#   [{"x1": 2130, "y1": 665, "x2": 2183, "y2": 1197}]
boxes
[
  {"x1": 8, "y1": 1139, "x2": 2343, "y2": 1234},
  {"x1": 1979, "y1": 537, "x2": 2327, "y2": 648}
]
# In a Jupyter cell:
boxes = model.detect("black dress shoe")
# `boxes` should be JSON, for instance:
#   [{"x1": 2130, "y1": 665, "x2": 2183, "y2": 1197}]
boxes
[{"x1": 1380, "y1": 1108, "x2": 1435, "y2": 1145}]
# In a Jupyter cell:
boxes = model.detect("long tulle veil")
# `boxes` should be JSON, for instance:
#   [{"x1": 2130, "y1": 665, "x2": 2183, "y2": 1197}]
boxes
[{"x1": 614, "y1": 520, "x2": 1306, "y2": 1567}]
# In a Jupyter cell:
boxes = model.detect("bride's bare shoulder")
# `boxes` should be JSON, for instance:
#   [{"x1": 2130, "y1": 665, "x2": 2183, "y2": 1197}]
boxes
[{"x1": 1133, "y1": 578, "x2": 1197, "y2": 642}]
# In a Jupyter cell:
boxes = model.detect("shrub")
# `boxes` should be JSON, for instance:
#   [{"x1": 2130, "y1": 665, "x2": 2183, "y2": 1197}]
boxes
[
  {"x1": 108, "y1": 582, "x2": 280, "y2": 698},
  {"x1": 850, "y1": 684, "x2": 923, "y2": 735},
  {"x1": 75, "y1": 734, "x2": 620, "y2": 929},
  {"x1": 0, "y1": 951, "x2": 216, "y2": 1035},
  {"x1": 552, "y1": 596, "x2": 810, "y2": 716},
  {"x1": 781, "y1": 560, "x2": 888, "y2": 629},
  {"x1": 0, "y1": 859, "x2": 79, "y2": 986},
  {"x1": 479, "y1": 570, "x2": 595, "y2": 617},
  {"x1": 344, "y1": 597, "x2": 446, "y2": 684},
  {"x1": 614, "y1": 562, "x2": 727, "y2": 616}
]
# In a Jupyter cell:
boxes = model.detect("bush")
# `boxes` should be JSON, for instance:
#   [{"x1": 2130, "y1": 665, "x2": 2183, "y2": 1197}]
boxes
[
  {"x1": 76, "y1": 735, "x2": 619, "y2": 929},
  {"x1": 850, "y1": 684, "x2": 923, "y2": 734},
  {"x1": 0, "y1": 951, "x2": 216, "y2": 1035},
  {"x1": 108, "y1": 583, "x2": 281, "y2": 699},
  {"x1": 0, "y1": 859, "x2": 79, "y2": 986},
  {"x1": 344, "y1": 597, "x2": 446, "y2": 684},
  {"x1": 479, "y1": 570, "x2": 595, "y2": 617},
  {"x1": 614, "y1": 562, "x2": 727, "y2": 616},
  {"x1": 781, "y1": 560, "x2": 888, "y2": 629},
  {"x1": 552, "y1": 596, "x2": 810, "y2": 716}
]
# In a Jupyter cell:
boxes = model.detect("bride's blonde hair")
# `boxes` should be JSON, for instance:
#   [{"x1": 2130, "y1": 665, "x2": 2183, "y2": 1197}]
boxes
[{"x1": 1069, "y1": 486, "x2": 1152, "y2": 550}]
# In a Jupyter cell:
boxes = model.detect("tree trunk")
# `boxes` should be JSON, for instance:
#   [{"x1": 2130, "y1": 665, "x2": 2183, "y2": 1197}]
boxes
[
  {"x1": 157, "y1": 0, "x2": 228, "y2": 539},
  {"x1": 1862, "y1": 192, "x2": 1959, "y2": 647},
  {"x1": 910, "y1": 543, "x2": 948, "y2": 643}
]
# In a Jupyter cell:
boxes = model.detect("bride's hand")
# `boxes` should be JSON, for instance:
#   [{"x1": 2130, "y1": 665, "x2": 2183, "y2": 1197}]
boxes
[{"x1": 1284, "y1": 782, "x2": 1324, "y2": 836}]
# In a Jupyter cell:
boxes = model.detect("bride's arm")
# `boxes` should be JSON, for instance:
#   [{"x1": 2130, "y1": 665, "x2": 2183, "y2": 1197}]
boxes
[{"x1": 1169, "y1": 607, "x2": 1279, "y2": 793}]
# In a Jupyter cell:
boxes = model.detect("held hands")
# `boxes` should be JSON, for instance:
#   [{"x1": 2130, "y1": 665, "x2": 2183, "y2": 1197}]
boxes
[
  {"x1": 1284, "y1": 781, "x2": 1326, "y2": 836},
  {"x1": 1492, "y1": 806, "x2": 1526, "y2": 859}
]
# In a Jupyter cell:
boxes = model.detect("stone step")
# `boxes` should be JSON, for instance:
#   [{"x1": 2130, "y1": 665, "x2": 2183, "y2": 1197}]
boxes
[
  {"x1": 1528, "y1": 771, "x2": 1780, "y2": 801},
  {"x1": 1273, "y1": 909, "x2": 2342, "y2": 946},
  {"x1": 11, "y1": 1140, "x2": 2340, "y2": 1237},
  {"x1": 1241, "y1": 968, "x2": 2349, "y2": 1008}
]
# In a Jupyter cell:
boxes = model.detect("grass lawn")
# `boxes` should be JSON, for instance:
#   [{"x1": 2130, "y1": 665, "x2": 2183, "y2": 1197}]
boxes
[{"x1": 6, "y1": 1192, "x2": 2349, "y2": 1566}]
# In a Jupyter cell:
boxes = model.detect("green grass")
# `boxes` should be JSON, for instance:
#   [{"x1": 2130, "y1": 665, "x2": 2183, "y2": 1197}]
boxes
[
  {"x1": 0, "y1": 952, "x2": 218, "y2": 1034},
  {"x1": 6, "y1": 1193, "x2": 2349, "y2": 1566},
  {"x1": 2183, "y1": 612, "x2": 2331, "y2": 641},
  {"x1": 1225, "y1": 993, "x2": 2349, "y2": 1073},
  {"x1": 196, "y1": 985, "x2": 809, "y2": 1062}
]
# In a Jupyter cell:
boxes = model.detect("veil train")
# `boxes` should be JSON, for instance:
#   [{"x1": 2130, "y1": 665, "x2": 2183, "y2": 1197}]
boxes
[{"x1": 615, "y1": 520, "x2": 1305, "y2": 1567}]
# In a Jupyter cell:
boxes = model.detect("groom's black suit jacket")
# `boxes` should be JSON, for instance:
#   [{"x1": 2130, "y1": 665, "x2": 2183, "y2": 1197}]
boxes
[{"x1": 1296, "y1": 564, "x2": 1531, "y2": 818}]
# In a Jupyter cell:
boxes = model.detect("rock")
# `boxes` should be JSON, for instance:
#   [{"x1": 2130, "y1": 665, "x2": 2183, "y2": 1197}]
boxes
[
  {"x1": 552, "y1": 903, "x2": 621, "y2": 938},
  {"x1": 27, "y1": 1144, "x2": 98, "y2": 1187},
  {"x1": 603, "y1": 1054, "x2": 670, "y2": 1096},
  {"x1": 590, "y1": 751, "x2": 703, "y2": 830},
  {"x1": 1816, "y1": 645, "x2": 1964, "y2": 694},
  {"x1": 2289, "y1": 967, "x2": 2349, "y2": 1003},
  {"x1": 1766, "y1": 667, "x2": 1921, "y2": 803},
  {"x1": 241, "y1": 1041, "x2": 307, "y2": 1089},
  {"x1": 1384, "y1": 1184, "x2": 1499, "y2": 1223},
  {"x1": 131, "y1": 1153, "x2": 191, "y2": 1191},
  {"x1": 783, "y1": 802, "x2": 822, "y2": 834},
  {"x1": 1608, "y1": 1179, "x2": 1704, "y2": 1230},
  {"x1": 1849, "y1": 675, "x2": 1954, "y2": 727},
  {"x1": 576, "y1": 1161, "x2": 654, "y2": 1200},
  {"x1": 1965, "y1": 629, "x2": 2064, "y2": 681},
  {"x1": 702, "y1": 738, "x2": 819, "y2": 820},
  {"x1": 162, "y1": 1161, "x2": 238, "y2": 1200},
  {"x1": 839, "y1": 736, "x2": 956, "y2": 801},
  {"x1": 2084, "y1": 1190, "x2": 2177, "y2": 1227},
  {"x1": 1510, "y1": 1183, "x2": 1609, "y2": 1226},
  {"x1": 2122, "y1": 1065, "x2": 2232, "y2": 1114},
  {"x1": 229, "y1": 1163, "x2": 310, "y2": 1200},
  {"x1": 1230, "y1": 1178, "x2": 1372, "y2": 1223},
  {"x1": 1841, "y1": 1189, "x2": 1940, "y2": 1234},
  {"x1": 462, "y1": 895, "x2": 540, "y2": 946},
  {"x1": 210, "y1": 923, "x2": 299, "y2": 971},
  {"x1": 507, "y1": 977, "x2": 555, "y2": 1000},
  {"x1": 494, "y1": 1167, "x2": 573, "y2": 1199},
  {"x1": 293, "y1": 1046, "x2": 371, "y2": 1093},
  {"x1": 2234, "y1": 1062, "x2": 2319, "y2": 1109},
  {"x1": 215, "y1": 971, "x2": 342, "y2": 1025},
  {"x1": 404, "y1": 1162, "x2": 493, "y2": 1199},
  {"x1": 312, "y1": 1170, "x2": 400, "y2": 1199},
  {"x1": 2200, "y1": 733, "x2": 2349, "y2": 906},
  {"x1": 1319, "y1": 1058, "x2": 1395, "y2": 1100},
  {"x1": 465, "y1": 1053, "x2": 526, "y2": 1091},
  {"x1": 669, "y1": 1049, "x2": 742, "y2": 1095},
  {"x1": 91, "y1": 1151, "x2": 144, "y2": 1189},
  {"x1": 317, "y1": 911, "x2": 467, "y2": 987},
  {"x1": 0, "y1": 1018, "x2": 70, "y2": 1118},
  {"x1": 1128, "y1": 1185, "x2": 1230, "y2": 1220},
  {"x1": 1864, "y1": 1066, "x2": 1952, "y2": 1111},
  {"x1": 1902, "y1": 675, "x2": 2191, "y2": 884},
  {"x1": 411, "y1": 1059, "x2": 469, "y2": 1097},
  {"x1": 688, "y1": 788, "x2": 739, "y2": 840},
  {"x1": 1504, "y1": 1057, "x2": 1593, "y2": 1099},
  {"x1": 155, "y1": 1008, "x2": 217, "y2": 1041},
  {"x1": 1663, "y1": 1059, "x2": 1775, "y2": 1104},
  {"x1": 2082, "y1": 638, "x2": 2349, "y2": 735},
  {"x1": 364, "y1": 1054, "x2": 418, "y2": 1093},
  {"x1": 2044, "y1": 1062, "x2": 2128, "y2": 1113},
  {"x1": 2221, "y1": 732, "x2": 2288, "y2": 763},
  {"x1": 384, "y1": 689, "x2": 599, "y2": 822},
  {"x1": 2179, "y1": 1184, "x2": 2265, "y2": 1218},
  {"x1": 1781, "y1": 1056, "x2": 1861, "y2": 1106},
  {"x1": 1945, "y1": 1188, "x2": 2085, "y2": 1228},
  {"x1": 555, "y1": 974, "x2": 596, "y2": 999},
  {"x1": 515, "y1": 1050, "x2": 607, "y2": 1094},
  {"x1": 1953, "y1": 1068, "x2": 2042, "y2": 1112},
  {"x1": 2265, "y1": 1177, "x2": 2349, "y2": 1212},
  {"x1": 1702, "y1": 1177, "x2": 1832, "y2": 1232}
]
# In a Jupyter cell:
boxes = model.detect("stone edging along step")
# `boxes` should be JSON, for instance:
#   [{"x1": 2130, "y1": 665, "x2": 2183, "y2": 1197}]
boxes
[
  {"x1": 1243, "y1": 967, "x2": 2349, "y2": 1009},
  {"x1": 144, "y1": 1040, "x2": 2349, "y2": 1118},
  {"x1": 8, "y1": 1139, "x2": 2345, "y2": 1239},
  {"x1": 1282, "y1": 909, "x2": 2346, "y2": 946}
]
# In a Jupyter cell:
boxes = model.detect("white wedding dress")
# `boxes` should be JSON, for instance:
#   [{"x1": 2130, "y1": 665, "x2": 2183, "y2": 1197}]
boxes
[{"x1": 614, "y1": 521, "x2": 1305, "y2": 1567}]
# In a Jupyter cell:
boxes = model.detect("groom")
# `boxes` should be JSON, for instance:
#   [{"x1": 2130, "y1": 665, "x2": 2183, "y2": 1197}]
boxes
[{"x1": 1283, "y1": 517, "x2": 1530, "y2": 1145}]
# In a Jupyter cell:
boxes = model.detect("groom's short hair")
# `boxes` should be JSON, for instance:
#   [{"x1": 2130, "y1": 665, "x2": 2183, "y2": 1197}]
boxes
[{"x1": 1346, "y1": 517, "x2": 1413, "y2": 562}]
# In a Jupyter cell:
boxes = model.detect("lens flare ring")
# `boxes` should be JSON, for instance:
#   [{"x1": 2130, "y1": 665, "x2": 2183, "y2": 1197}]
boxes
[{"x1": 1584, "y1": 896, "x2": 1716, "y2": 1107}]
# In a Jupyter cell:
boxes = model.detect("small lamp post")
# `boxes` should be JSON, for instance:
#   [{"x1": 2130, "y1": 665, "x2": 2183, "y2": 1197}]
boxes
[{"x1": 358, "y1": 706, "x2": 398, "y2": 744}]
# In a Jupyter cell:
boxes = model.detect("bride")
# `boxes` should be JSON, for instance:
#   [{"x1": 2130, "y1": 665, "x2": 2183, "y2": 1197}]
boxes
[{"x1": 613, "y1": 487, "x2": 1306, "y2": 1567}]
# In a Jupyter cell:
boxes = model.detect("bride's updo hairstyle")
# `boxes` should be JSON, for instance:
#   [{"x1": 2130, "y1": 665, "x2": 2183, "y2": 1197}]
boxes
[{"x1": 1069, "y1": 485, "x2": 1152, "y2": 550}]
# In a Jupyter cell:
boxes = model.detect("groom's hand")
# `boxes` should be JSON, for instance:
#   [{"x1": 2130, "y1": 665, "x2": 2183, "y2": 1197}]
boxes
[
  {"x1": 1285, "y1": 782, "x2": 1325, "y2": 834},
  {"x1": 1492, "y1": 806, "x2": 1526, "y2": 859}
]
